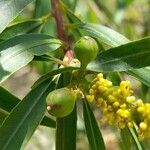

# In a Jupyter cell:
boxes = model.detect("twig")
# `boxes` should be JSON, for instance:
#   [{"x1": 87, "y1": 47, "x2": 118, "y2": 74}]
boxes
[{"x1": 51, "y1": 0, "x2": 74, "y2": 62}]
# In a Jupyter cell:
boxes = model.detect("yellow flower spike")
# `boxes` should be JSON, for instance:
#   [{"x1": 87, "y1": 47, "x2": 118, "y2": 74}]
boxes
[
  {"x1": 126, "y1": 96, "x2": 136, "y2": 103},
  {"x1": 86, "y1": 95, "x2": 94, "y2": 103},
  {"x1": 139, "y1": 122, "x2": 147, "y2": 130},
  {"x1": 86, "y1": 72, "x2": 150, "y2": 139}
]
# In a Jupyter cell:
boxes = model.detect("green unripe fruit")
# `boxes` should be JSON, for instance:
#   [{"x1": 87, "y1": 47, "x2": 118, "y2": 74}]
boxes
[
  {"x1": 74, "y1": 36, "x2": 99, "y2": 69},
  {"x1": 46, "y1": 88, "x2": 76, "y2": 118}
]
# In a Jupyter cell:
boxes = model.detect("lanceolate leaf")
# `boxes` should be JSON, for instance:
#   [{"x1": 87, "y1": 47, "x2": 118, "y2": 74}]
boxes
[
  {"x1": 128, "y1": 127, "x2": 144, "y2": 150},
  {"x1": 127, "y1": 68, "x2": 150, "y2": 87},
  {"x1": 32, "y1": 67, "x2": 78, "y2": 88},
  {"x1": 0, "y1": 0, "x2": 34, "y2": 33},
  {"x1": 120, "y1": 128, "x2": 132, "y2": 150},
  {"x1": 0, "y1": 19, "x2": 44, "y2": 40},
  {"x1": 56, "y1": 106, "x2": 77, "y2": 150},
  {"x1": 80, "y1": 23, "x2": 129, "y2": 47},
  {"x1": 87, "y1": 37, "x2": 150, "y2": 72},
  {"x1": 0, "y1": 78, "x2": 56, "y2": 150},
  {"x1": 55, "y1": 73, "x2": 77, "y2": 150},
  {"x1": 0, "y1": 86, "x2": 56, "y2": 128},
  {"x1": 0, "y1": 34, "x2": 62, "y2": 83},
  {"x1": 0, "y1": 109, "x2": 8, "y2": 126},
  {"x1": 0, "y1": 86, "x2": 19, "y2": 112},
  {"x1": 83, "y1": 100, "x2": 106, "y2": 150}
]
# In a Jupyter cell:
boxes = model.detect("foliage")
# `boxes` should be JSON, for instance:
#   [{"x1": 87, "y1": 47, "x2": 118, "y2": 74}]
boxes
[{"x1": 0, "y1": 0, "x2": 149, "y2": 149}]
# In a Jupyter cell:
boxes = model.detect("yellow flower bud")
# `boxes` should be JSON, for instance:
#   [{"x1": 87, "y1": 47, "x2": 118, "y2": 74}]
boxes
[
  {"x1": 126, "y1": 96, "x2": 135, "y2": 103},
  {"x1": 113, "y1": 101, "x2": 120, "y2": 108},
  {"x1": 139, "y1": 122, "x2": 147, "y2": 130},
  {"x1": 136, "y1": 99, "x2": 144, "y2": 107},
  {"x1": 137, "y1": 106, "x2": 145, "y2": 113},
  {"x1": 120, "y1": 103, "x2": 127, "y2": 109},
  {"x1": 86, "y1": 95, "x2": 94, "y2": 103},
  {"x1": 127, "y1": 122, "x2": 133, "y2": 128},
  {"x1": 108, "y1": 95, "x2": 116, "y2": 103}
]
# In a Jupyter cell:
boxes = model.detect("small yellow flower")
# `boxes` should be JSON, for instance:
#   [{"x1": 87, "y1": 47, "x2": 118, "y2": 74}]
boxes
[
  {"x1": 139, "y1": 122, "x2": 147, "y2": 130},
  {"x1": 86, "y1": 72, "x2": 150, "y2": 140},
  {"x1": 86, "y1": 95, "x2": 94, "y2": 103}
]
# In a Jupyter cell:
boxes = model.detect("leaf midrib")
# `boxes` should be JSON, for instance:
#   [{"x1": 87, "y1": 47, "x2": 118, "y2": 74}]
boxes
[{"x1": 97, "y1": 51, "x2": 150, "y2": 65}]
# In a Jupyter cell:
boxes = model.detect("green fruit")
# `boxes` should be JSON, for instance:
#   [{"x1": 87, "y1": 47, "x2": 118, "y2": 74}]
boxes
[
  {"x1": 74, "y1": 36, "x2": 99, "y2": 68},
  {"x1": 46, "y1": 88, "x2": 76, "y2": 117}
]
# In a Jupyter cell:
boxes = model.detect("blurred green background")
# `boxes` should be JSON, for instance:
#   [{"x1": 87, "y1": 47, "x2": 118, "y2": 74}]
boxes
[{"x1": 1, "y1": 0, "x2": 150, "y2": 149}]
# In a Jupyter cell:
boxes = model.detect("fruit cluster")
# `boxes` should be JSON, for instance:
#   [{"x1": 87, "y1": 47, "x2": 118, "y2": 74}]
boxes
[{"x1": 86, "y1": 73, "x2": 150, "y2": 140}]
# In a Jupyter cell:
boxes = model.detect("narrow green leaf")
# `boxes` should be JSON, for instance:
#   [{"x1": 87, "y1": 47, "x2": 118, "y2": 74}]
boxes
[
  {"x1": 80, "y1": 23, "x2": 129, "y2": 47},
  {"x1": 56, "y1": 106, "x2": 77, "y2": 150},
  {"x1": 120, "y1": 128, "x2": 132, "y2": 150},
  {"x1": 87, "y1": 37, "x2": 150, "y2": 72},
  {"x1": 128, "y1": 127, "x2": 144, "y2": 150},
  {"x1": 0, "y1": 109, "x2": 9, "y2": 126},
  {"x1": 0, "y1": 86, "x2": 19, "y2": 112},
  {"x1": 0, "y1": 19, "x2": 44, "y2": 40},
  {"x1": 0, "y1": 86, "x2": 55, "y2": 128},
  {"x1": 83, "y1": 100, "x2": 106, "y2": 150},
  {"x1": 32, "y1": 67, "x2": 78, "y2": 88},
  {"x1": 40, "y1": 116, "x2": 56, "y2": 128},
  {"x1": 0, "y1": 34, "x2": 62, "y2": 83},
  {"x1": 106, "y1": 72, "x2": 121, "y2": 86},
  {"x1": 127, "y1": 68, "x2": 150, "y2": 87},
  {"x1": 0, "y1": 78, "x2": 55, "y2": 149},
  {"x1": 0, "y1": 0, "x2": 34, "y2": 33},
  {"x1": 55, "y1": 72, "x2": 77, "y2": 150}
]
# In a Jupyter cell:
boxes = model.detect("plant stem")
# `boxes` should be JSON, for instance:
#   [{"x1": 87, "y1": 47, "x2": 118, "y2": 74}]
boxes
[{"x1": 51, "y1": 0, "x2": 74, "y2": 62}]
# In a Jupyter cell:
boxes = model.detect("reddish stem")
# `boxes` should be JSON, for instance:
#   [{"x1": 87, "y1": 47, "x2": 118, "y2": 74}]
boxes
[
  {"x1": 51, "y1": 0, "x2": 67, "y2": 42},
  {"x1": 51, "y1": 0, "x2": 74, "y2": 62}
]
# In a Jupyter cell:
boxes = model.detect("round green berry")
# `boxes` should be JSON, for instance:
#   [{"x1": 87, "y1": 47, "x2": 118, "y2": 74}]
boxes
[
  {"x1": 74, "y1": 36, "x2": 99, "y2": 69},
  {"x1": 46, "y1": 88, "x2": 76, "y2": 118}
]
